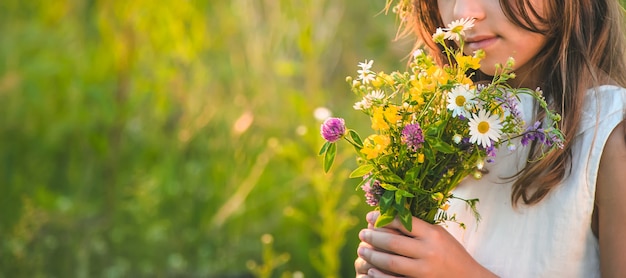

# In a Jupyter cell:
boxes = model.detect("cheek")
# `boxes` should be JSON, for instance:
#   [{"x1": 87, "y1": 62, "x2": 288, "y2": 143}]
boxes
[
  {"x1": 479, "y1": 34, "x2": 546, "y2": 76},
  {"x1": 509, "y1": 33, "x2": 546, "y2": 67},
  {"x1": 437, "y1": 0, "x2": 454, "y2": 24}
]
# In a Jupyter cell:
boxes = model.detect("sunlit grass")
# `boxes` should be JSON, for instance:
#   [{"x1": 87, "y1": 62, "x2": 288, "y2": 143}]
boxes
[{"x1": 0, "y1": 0, "x2": 411, "y2": 277}]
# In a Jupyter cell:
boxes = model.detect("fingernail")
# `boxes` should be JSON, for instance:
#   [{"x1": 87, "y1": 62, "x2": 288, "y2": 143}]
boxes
[
  {"x1": 357, "y1": 246, "x2": 369, "y2": 257},
  {"x1": 359, "y1": 229, "x2": 369, "y2": 241},
  {"x1": 366, "y1": 211, "x2": 378, "y2": 223}
]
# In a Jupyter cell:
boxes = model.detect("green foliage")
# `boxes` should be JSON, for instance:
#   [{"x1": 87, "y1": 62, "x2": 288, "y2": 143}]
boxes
[
  {"x1": 246, "y1": 234, "x2": 291, "y2": 278},
  {"x1": 0, "y1": 0, "x2": 407, "y2": 277}
]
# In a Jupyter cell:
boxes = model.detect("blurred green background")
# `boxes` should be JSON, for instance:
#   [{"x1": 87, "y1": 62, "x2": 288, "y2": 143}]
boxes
[{"x1": 0, "y1": 0, "x2": 412, "y2": 277}]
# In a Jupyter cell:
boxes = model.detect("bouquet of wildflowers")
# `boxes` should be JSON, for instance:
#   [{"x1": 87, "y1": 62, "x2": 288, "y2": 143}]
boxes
[{"x1": 319, "y1": 18, "x2": 564, "y2": 231}]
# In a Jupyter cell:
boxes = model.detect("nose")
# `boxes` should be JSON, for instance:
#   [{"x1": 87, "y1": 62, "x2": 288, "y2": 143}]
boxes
[{"x1": 452, "y1": 0, "x2": 486, "y2": 22}]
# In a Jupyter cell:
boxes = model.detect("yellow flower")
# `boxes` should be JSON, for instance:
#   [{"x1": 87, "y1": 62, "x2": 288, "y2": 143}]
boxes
[
  {"x1": 371, "y1": 107, "x2": 388, "y2": 130},
  {"x1": 384, "y1": 73, "x2": 396, "y2": 85},
  {"x1": 457, "y1": 74, "x2": 473, "y2": 85},
  {"x1": 431, "y1": 192, "x2": 444, "y2": 202},
  {"x1": 411, "y1": 73, "x2": 436, "y2": 93},
  {"x1": 371, "y1": 72, "x2": 395, "y2": 88},
  {"x1": 474, "y1": 49, "x2": 486, "y2": 59},
  {"x1": 371, "y1": 72, "x2": 385, "y2": 88},
  {"x1": 409, "y1": 87, "x2": 425, "y2": 106},
  {"x1": 417, "y1": 153, "x2": 424, "y2": 163},
  {"x1": 360, "y1": 134, "x2": 391, "y2": 159},
  {"x1": 427, "y1": 66, "x2": 451, "y2": 86},
  {"x1": 371, "y1": 106, "x2": 402, "y2": 131},
  {"x1": 455, "y1": 53, "x2": 481, "y2": 70}
]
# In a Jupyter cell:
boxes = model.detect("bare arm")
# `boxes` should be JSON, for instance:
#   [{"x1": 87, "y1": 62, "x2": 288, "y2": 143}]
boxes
[{"x1": 596, "y1": 121, "x2": 626, "y2": 277}]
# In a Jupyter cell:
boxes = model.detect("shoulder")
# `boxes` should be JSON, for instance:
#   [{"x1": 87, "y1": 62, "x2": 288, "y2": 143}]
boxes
[
  {"x1": 597, "y1": 120, "x2": 626, "y2": 192},
  {"x1": 596, "y1": 120, "x2": 626, "y2": 276},
  {"x1": 598, "y1": 120, "x2": 626, "y2": 179}
]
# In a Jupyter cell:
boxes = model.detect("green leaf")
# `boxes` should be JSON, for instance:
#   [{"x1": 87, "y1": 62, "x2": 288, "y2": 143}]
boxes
[
  {"x1": 380, "y1": 183, "x2": 399, "y2": 191},
  {"x1": 323, "y1": 143, "x2": 336, "y2": 173},
  {"x1": 379, "y1": 172, "x2": 403, "y2": 184},
  {"x1": 404, "y1": 166, "x2": 420, "y2": 182},
  {"x1": 355, "y1": 174, "x2": 374, "y2": 190},
  {"x1": 425, "y1": 122, "x2": 441, "y2": 136},
  {"x1": 348, "y1": 130, "x2": 363, "y2": 148},
  {"x1": 397, "y1": 189, "x2": 414, "y2": 198},
  {"x1": 425, "y1": 136, "x2": 456, "y2": 154},
  {"x1": 399, "y1": 210, "x2": 413, "y2": 232},
  {"x1": 349, "y1": 164, "x2": 374, "y2": 178},
  {"x1": 431, "y1": 139, "x2": 456, "y2": 154},
  {"x1": 318, "y1": 141, "x2": 330, "y2": 155},
  {"x1": 375, "y1": 210, "x2": 396, "y2": 228},
  {"x1": 423, "y1": 141, "x2": 436, "y2": 161},
  {"x1": 392, "y1": 201, "x2": 412, "y2": 231},
  {"x1": 380, "y1": 190, "x2": 394, "y2": 212}
]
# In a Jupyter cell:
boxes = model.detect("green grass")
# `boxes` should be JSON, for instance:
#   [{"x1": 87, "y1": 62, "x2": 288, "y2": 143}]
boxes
[{"x1": 0, "y1": 1, "x2": 409, "y2": 277}]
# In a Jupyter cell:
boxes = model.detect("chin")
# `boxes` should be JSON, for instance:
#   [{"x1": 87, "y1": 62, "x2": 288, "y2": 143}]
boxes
[{"x1": 477, "y1": 64, "x2": 497, "y2": 77}]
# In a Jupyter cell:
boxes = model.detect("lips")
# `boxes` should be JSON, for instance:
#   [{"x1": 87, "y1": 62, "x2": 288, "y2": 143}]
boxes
[{"x1": 464, "y1": 35, "x2": 499, "y2": 52}]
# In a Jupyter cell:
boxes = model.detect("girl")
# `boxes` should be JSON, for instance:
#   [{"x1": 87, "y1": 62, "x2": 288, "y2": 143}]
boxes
[{"x1": 355, "y1": 0, "x2": 626, "y2": 277}]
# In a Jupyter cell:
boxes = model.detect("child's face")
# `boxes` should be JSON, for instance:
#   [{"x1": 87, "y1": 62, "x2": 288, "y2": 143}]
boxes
[{"x1": 438, "y1": 0, "x2": 547, "y2": 79}]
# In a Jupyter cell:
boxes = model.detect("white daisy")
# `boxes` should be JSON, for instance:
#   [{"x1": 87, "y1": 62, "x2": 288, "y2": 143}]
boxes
[
  {"x1": 412, "y1": 49, "x2": 424, "y2": 59},
  {"x1": 445, "y1": 17, "x2": 475, "y2": 41},
  {"x1": 353, "y1": 99, "x2": 371, "y2": 110},
  {"x1": 468, "y1": 109, "x2": 502, "y2": 148},
  {"x1": 432, "y1": 27, "x2": 446, "y2": 42},
  {"x1": 446, "y1": 84, "x2": 476, "y2": 118},
  {"x1": 366, "y1": 90, "x2": 385, "y2": 102},
  {"x1": 357, "y1": 60, "x2": 375, "y2": 84},
  {"x1": 353, "y1": 89, "x2": 385, "y2": 110},
  {"x1": 358, "y1": 59, "x2": 373, "y2": 71}
]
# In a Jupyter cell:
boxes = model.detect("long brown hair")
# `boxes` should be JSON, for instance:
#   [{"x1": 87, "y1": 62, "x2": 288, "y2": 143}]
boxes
[{"x1": 403, "y1": 0, "x2": 626, "y2": 205}]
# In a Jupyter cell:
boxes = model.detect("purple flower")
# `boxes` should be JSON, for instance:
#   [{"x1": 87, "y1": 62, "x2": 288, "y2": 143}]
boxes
[
  {"x1": 362, "y1": 174, "x2": 384, "y2": 206},
  {"x1": 548, "y1": 132, "x2": 564, "y2": 149},
  {"x1": 496, "y1": 91, "x2": 522, "y2": 119},
  {"x1": 401, "y1": 123, "x2": 424, "y2": 152},
  {"x1": 521, "y1": 121, "x2": 543, "y2": 146},
  {"x1": 320, "y1": 117, "x2": 346, "y2": 143},
  {"x1": 485, "y1": 144, "x2": 497, "y2": 163},
  {"x1": 521, "y1": 133, "x2": 532, "y2": 146},
  {"x1": 486, "y1": 144, "x2": 497, "y2": 157}
]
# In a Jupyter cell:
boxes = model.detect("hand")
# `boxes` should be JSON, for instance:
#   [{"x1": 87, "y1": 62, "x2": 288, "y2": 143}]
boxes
[
  {"x1": 355, "y1": 211, "x2": 497, "y2": 278},
  {"x1": 355, "y1": 219, "x2": 403, "y2": 278}
]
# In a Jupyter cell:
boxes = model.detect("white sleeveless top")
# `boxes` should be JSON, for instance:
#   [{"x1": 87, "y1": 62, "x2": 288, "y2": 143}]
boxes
[{"x1": 445, "y1": 85, "x2": 626, "y2": 277}]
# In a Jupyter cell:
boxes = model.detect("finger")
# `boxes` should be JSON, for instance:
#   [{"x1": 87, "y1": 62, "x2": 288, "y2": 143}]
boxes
[
  {"x1": 357, "y1": 242, "x2": 394, "y2": 275},
  {"x1": 367, "y1": 267, "x2": 402, "y2": 278},
  {"x1": 360, "y1": 238, "x2": 400, "y2": 258},
  {"x1": 355, "y1": 256, "x2": 372, "y2": 275},
  {"x1": 358, "y1": 244, "x2": 421, "y2": 277},
  {"x1": 366, "y1": 211, "x2": 380, "y2": 225},
  {"x1": 358, "y1": 246, "x2": 404, "y2": 277},
  {"x1": 367, "y1": 212, "x2": 405, "y2": 235},
  {"x1": 371, "y1": 226, "x2": 403, "y2": 235},
  {"x1": 375, "y1": 214, "x2": 434, "y2": 239},
  {"x1": 359, "y1": 228, "x2": 421, "y2": 258}
]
